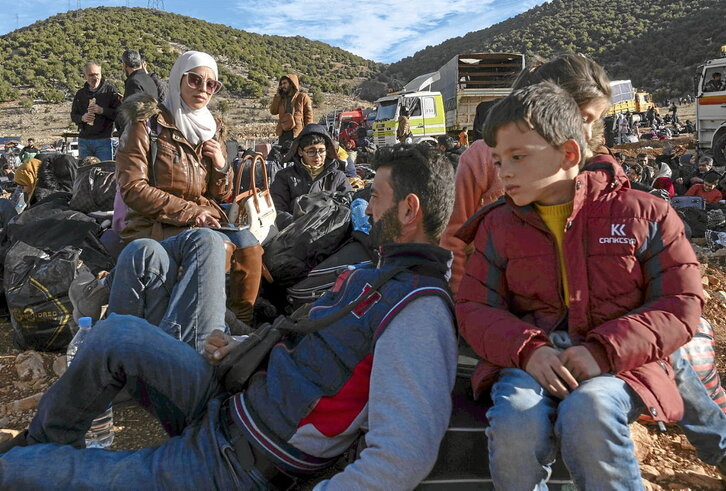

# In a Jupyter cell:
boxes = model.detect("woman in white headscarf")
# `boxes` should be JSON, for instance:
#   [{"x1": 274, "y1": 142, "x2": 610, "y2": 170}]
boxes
[{"x1": 115, "y1": 50, "x2": 234, "y2": 242}]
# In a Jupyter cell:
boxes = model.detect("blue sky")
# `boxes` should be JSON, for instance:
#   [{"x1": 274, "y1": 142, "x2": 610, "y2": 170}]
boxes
[{"x1": 1, "y1": 0, "x2": 546, "y2": 63}]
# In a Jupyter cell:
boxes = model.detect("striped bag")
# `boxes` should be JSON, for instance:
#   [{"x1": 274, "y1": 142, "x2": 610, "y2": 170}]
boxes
[{"x1": 681, "y1": 317, "x2": 726, "y2": 413}]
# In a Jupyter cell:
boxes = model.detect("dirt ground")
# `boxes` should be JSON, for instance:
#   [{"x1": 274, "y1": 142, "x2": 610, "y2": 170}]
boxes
[
  {"x1": 0, "y1": 90, "x2": 372, "y2": 149},
  {"x1": 1, "y1": 101, "x2": 726, "y2": 488}
]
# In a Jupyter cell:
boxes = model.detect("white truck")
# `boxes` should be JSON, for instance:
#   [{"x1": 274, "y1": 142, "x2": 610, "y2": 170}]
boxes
[{"x1": 696, "y1": 46, "x2": 726, "y2": 166}]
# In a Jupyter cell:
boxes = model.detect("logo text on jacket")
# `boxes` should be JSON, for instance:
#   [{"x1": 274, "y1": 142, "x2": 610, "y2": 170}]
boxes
[{"x1": 600, "y1": 223, "x2": 636, "y2": 245}]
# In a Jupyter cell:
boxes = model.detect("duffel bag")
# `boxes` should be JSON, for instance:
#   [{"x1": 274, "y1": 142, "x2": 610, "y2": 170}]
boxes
[
  {"x1": 69, "y1": 161, "x2": 116, "y2": 213},
  {"x1": 287, "y1": 234, "x2": 376, "y2": 309},
  {"x1": 264, "y1": 192, "x2": 351, "y2": 286},
  {"x1": 4, "y1": 242, "x2": 91, "y2": 351}
]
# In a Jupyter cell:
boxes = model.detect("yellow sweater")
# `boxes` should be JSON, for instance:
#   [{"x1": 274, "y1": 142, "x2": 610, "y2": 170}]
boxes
[{"x1": 535, "y1": 201, "x2": 573, "y2": 305}]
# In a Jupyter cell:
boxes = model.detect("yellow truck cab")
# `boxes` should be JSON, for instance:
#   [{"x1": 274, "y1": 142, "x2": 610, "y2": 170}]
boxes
[
  {"x1": 606, "y1": 80, "x2": 656, "y2": 117},
  {"x1": 372, "y1": 53, "x2": 524, "y2": 146},
  {"x1": 696, "y1": 46, "x2": 726, "y2": 167},
  {"x1": 372, "y1": 91, "x2": 446, "y2": 146}
]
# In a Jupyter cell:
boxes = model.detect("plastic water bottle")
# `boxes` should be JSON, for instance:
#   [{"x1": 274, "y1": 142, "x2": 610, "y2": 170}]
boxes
[
  {"x1": 13, "y1": 190, "x2": 26, "y2": 214},
  {"x1": 66, "y1": 316, "x2": 115, "y2": 449},
  {"x1": 351, "y1": 198, "x2": 371, "y2": 234}
]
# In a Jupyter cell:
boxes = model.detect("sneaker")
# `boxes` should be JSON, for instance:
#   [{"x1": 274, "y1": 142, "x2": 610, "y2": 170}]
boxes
[{"x1": 68, "y1": 270, "x2": 110, "y2": 324}]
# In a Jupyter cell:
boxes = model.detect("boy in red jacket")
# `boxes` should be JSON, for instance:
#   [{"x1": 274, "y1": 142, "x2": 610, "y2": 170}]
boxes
[{"x1": 456, "y1": 82, "x2": 704, "y2": 488}]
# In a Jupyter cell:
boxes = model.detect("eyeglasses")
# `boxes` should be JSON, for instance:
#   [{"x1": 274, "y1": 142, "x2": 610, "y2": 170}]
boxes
[
  {"x1": 183, "y1": 72, "x2": 223, "y2": 94},
  {"x1": 303, "y1": 148, "x2": 326, "y2": 157}
]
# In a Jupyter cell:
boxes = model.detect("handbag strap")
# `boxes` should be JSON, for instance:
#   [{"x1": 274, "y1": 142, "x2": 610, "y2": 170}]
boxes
[
  {"x1": 147, "y1": 115, "x2": 160, "y2": 188},
  {"x1": 232, "y1": 154, "x2": 272, "y2": 215}
]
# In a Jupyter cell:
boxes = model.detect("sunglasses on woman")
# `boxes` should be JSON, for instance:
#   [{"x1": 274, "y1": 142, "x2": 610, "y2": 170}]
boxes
[{"x1": 183, "y1": 72, "x2": 223, "y2": 94}]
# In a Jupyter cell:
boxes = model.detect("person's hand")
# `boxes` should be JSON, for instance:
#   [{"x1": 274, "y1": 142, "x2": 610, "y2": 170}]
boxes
[
  {"x1": 81, "y1": 112, "x2": 96, "y2": 124},
  {"x1": 559, "y1": 346, "x2": 602, "y2": 382},
  {"x1": 87, "y1": 103, "x2": 103, "y2": 115},
  {"x1": 195, "y1": 210, "x2": 221, "y2": 228},
  {"x1": 202, "y1": 140, "x2": 226, "y2": 170},
  {"x1": 675, "y1": 177, "x2": 683, "y2": 184},
  {"x1": 692, "y1": 177, "x2": 704, "y2": 184},
  {"x1": 203, "y1": 329, "x2": 240, "y2": 365},
  {"x1": 525, "y1": 346, "x2": 579, "y2": 399}
]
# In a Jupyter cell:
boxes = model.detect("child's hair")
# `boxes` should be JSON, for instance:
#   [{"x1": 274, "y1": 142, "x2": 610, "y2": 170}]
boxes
[
  {"x1": 513, "y1": 53, "x2": 612, "y2": 109},
  {"x1": 703, "y1": 170, "x2": 720, "y2": 184},
  {"x1": 482, "y1": 81, "x2": 586, "y2": 161},
  {"x1": 298, "y1": 133, "x2": 326, "y2": 149}
]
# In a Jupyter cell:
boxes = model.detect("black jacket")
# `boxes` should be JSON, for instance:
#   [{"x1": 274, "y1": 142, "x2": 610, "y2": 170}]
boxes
[
  {"x1": 123, "y1": 69, "x2": 159, "y2": 101},
  {"x1": 71, "y1": 79, "x2": 121, "y2": 139},
  {"x1": 272, "y1": 124, "x2": 352, "y2": 229}
]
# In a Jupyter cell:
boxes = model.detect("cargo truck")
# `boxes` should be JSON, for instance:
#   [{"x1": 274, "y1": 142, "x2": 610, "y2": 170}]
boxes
[
  {"x1": 696, "y1": 46, "x2": 726, "y2": 166},
  {"x1": 606, "y1": 80, "x2": 657, "y2": 117},
  {"x1": 372, "y1": 53, "x2": 525, "y2": 146}
]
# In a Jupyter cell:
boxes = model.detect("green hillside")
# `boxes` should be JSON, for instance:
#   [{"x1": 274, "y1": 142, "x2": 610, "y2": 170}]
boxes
[
  {"x1": 382, "y1": 0, "x2": 726, "y2": 101},
  {"x1": 0, "y1": 7, "x2": 380, "y2": 103}
]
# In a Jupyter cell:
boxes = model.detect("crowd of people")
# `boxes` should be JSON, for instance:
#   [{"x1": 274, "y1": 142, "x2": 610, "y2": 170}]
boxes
[{"x1": 0, "y1": 49, "x2": 725, "y2": 491}]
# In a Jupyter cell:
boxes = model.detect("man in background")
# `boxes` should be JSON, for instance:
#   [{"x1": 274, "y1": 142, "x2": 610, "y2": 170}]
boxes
[
  {"x1": 269, "y1": 74, "x2": 313, "y2": 146},
  {"x1": 121, "y1": 49, "x2": 159, "y2": 101},
  {"x1": 70, "y1": 62, "x2": 121, "y2": 161}
]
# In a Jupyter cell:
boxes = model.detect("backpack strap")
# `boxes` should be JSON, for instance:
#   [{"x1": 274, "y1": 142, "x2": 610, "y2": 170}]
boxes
[
  {"x1": 147, "y1": 115, "x2": 160, "y2": 187},
  {"x1": 277, "y1": 265, "x2": 410, "y2": 335}
]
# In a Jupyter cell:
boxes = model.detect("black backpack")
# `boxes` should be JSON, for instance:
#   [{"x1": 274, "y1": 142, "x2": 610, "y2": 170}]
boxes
[{"x1": 263, "y1": 192, "x2": 352, "y2": 286}]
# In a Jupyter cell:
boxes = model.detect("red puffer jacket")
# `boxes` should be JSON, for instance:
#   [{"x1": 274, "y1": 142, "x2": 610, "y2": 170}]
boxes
[{"x1": 455, "y1": 156, "x2": 704, "y2": 423}]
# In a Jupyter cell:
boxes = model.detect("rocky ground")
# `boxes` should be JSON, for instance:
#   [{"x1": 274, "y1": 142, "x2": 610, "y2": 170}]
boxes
[
  {"x1": 1, "y1": 101, "x2": 725, "y2": 488},
  {"x1": 0, "y1": 90, "x2": 372, "y2": 148}
]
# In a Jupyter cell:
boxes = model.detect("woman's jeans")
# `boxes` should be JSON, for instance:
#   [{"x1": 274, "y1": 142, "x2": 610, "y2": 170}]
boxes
[{"x1": 107, "y1": 228, "x2": 228, "y2": 353}]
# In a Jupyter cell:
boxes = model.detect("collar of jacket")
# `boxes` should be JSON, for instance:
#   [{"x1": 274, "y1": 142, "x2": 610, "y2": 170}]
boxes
[
  {"x1": 292, "y1": 155, "x2": 339, "y2": 179},
  {"x1": 83, "y1": 78, "x2": 109, "y2": 94},
  {"x1": 377, "y1": 242, "x2": 453, "y2": 281},
  {"x1": 455, "y1": 154, "x2": 627, "y2": 243},
  {"x1": 509, "y1": 154, "x2": 627, "y2": 229}
]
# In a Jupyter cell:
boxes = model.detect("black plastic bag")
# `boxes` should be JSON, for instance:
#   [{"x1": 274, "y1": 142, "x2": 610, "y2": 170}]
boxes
[
  {"x1": 69, "y1": 161, "x2": 116, "y2": 212},
  {"x1": 264, "y1": 192, "x2": 351, "y2": 286},
  {"x1": 4, "y1": 242, "x2": 91, "y2": 351},
  {"x1": 5, "y1": 195, "x2": 114, "y2": 274}
]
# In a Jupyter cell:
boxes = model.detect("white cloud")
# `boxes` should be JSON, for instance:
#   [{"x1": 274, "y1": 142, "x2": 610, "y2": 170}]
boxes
[{"x1": 234, "y1": 0, "x2": 542, "y2": 63}]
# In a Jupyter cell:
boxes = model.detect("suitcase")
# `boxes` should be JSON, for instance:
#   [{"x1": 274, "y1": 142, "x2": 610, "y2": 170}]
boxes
[
  {"x1": 286, "y1": 237, "x2": 375, "y2": 309},
  {"x1": 417, "y1": 356, "x2": 574, "y2": 490},
  {"x1": 671, "y1": 196, "x2": 705, "y2": 210}
]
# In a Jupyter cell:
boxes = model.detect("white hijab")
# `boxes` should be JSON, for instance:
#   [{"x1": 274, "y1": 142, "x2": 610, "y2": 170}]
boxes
[{"x1": 165, "y1": 51, "x2": 218, "y2": 145}]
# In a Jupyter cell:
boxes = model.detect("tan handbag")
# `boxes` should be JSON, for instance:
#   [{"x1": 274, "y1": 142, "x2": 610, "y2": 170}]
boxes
[{"x1": 232, "y1": 154, "x2": 277, "y2": 243}]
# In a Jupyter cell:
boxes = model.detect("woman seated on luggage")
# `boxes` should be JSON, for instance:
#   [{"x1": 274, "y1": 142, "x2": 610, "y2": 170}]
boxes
[
  {"x1": 115, "y1": 51, "x2": 261, "y2": 324},
  {"x1": 115, "y1": 50, "x2": 236, "y2": 243},
  {"x1": 271, "y1": 124, "x2": 352, "y2": 229}
]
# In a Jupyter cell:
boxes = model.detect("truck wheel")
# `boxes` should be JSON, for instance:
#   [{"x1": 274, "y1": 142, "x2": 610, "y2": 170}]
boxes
[{"x1": 714, "y1": 131, "x2": 726, "y2": 168}]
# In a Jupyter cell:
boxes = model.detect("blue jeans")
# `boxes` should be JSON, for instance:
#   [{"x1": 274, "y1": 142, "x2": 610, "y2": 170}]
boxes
[
  {"x1": 673, "y1": 348, "x2": 726, "y2": 465},
  {"x1": 486, "y1": 369, "x2": 645, "y2": 490},
  {"x1": 79, "y1": 137, "x2": 114, "y2": 161},
  {"x1": 0, "y1": 316, "x2": 267, "y2": 489},
  {"x1": 107, "y1": 228, "x2": 227, "y2": 353}
]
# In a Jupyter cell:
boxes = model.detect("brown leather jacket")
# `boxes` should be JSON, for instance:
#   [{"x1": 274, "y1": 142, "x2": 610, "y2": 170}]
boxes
[
  {"x1": 269, "y1": 73, "x2": 314, "y2": 137},
  {"x1": 116, "y1": 94, "x2": 233, "y2": 241}
]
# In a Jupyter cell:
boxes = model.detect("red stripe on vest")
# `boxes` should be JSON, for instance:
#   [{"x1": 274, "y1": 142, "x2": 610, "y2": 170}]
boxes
[{"x1": 297, "y1": 354, "x2": 373, "y2": 437}]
